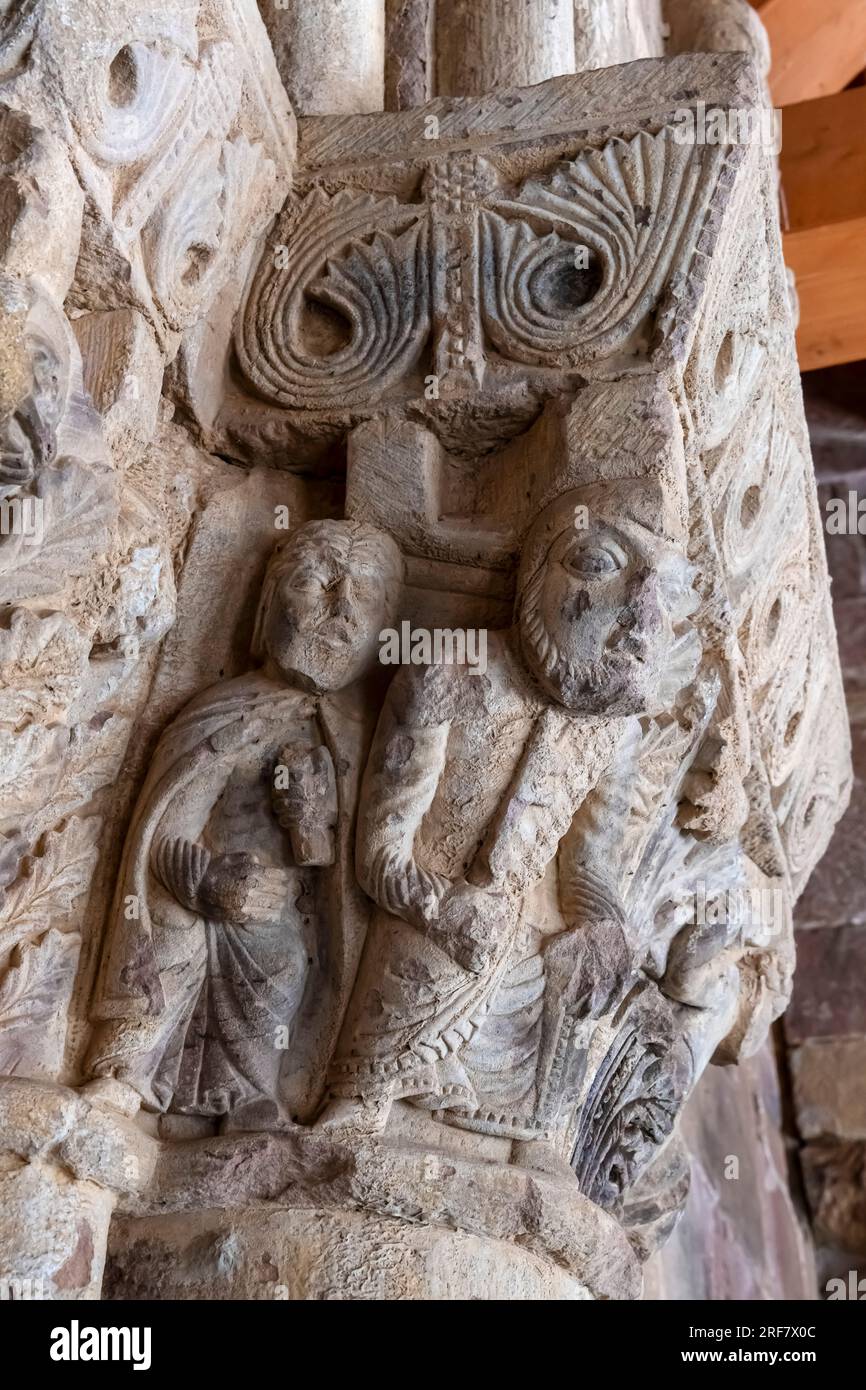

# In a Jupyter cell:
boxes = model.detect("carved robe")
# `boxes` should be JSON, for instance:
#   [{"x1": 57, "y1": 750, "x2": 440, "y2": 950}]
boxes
[
  {"x1": 330, "y1": 632, "x2": 634, "y2": 1121},
  {"x1": 91, "y1": 672, "x2": 369, "y2": 1126}
]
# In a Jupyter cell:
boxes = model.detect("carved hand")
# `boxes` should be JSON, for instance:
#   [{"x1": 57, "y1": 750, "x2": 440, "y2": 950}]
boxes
[
  {"x1": 272, "y1": 743, "x2": 338, "y2": 866},
  {"x1": 198, "y1": 852, "x2": 291, "y2": 927},
  {"x1": 427, "y1": 882, "x2": 517, "y2": 976},
  {"x1": 0, "y1": 454, "x2": 36, "y2": 485},
  {"x1": 563, "y1": 915, "x2": 633, "y2": 1019}
]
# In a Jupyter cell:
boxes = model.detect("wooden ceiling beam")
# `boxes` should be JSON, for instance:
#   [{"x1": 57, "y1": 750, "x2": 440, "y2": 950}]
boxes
[
  {"x1": 779, "y1": 85, "x2": 866, "y2": 370},
  {"x1": 751, "y1": 0, "x2": 866, "y2": 106}
]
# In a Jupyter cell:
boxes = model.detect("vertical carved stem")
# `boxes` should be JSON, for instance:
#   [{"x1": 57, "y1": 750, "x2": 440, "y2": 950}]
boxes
[{"x1": 259, "y1": 0, "x2": 386, "y2": 114}]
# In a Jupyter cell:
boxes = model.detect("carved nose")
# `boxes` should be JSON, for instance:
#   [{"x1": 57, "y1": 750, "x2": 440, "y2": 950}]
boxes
[{"x1": 627, "y1": 570, "x2": 665, "y2": 632}]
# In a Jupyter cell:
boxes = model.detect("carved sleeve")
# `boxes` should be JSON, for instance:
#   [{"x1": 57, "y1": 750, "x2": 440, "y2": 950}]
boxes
[
  {"x1": 355, "y1": 664, "x2": 455, "y2": 929},
  {"x1": 557, "y1": 716, "x2": 642, "y2": 931}
]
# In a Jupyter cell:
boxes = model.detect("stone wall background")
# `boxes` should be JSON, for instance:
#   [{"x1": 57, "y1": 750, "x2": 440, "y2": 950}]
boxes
[
  {"x1": 646, "y1": 1041, "x2": 815, "y2": 1300},
  {"x1": 788, "y1": 363, "x2": 866, "y2": 1297}
]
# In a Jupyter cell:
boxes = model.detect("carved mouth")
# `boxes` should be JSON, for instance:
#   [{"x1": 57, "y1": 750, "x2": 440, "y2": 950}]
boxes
[{"x1": 317, "y1": 628, "x2": 354, "y2": 647}]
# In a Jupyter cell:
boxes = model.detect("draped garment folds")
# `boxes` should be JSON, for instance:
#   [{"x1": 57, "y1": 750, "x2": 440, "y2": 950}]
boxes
[
  {"x1": 330, "y1": 636, "x2": 632, "y2": 1110},
  {"x1": 91, "y1": 672, "x2": 370, "y2": 1122}
]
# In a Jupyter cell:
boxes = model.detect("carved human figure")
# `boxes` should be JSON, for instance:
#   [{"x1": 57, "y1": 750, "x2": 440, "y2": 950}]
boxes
[
  {"x1": 0, "y1": 277, "x2": 67, "y2": 493},
  {"x1": 88, "y1": 520, "x2": 402, "y2": 1130},
  {"x1": 326, "y1": 475, "x2": 700, "y2": 1146}
]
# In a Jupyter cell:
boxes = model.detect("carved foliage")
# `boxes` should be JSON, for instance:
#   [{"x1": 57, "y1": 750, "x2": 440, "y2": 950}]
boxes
[
  {"x1": 481, "y1": 130, "x2": 735, "y2": 368},
  {"x1": 569, "y1": 984, "x2": 692, "y2": 1213},
  {"x1": 7, "y1": 1, "x2": 293, "y2": 342},
  {"x1": 237, "y1": 189, "x2": 431, "y2": 410},
  {"x1": 0, "y1": 816, "x2": 99, "y2": 1075},
  {"x1": 234, "y1": 129, "x2": 740, "y2": 420}
]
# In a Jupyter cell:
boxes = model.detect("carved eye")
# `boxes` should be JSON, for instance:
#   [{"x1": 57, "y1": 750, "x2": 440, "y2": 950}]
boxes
[
  {"x1": 566, "y1": 545, "x2": 626, "y2": 579},
  {"x1": 284, "y1": 568, "x2": 326, "y2": 594}
]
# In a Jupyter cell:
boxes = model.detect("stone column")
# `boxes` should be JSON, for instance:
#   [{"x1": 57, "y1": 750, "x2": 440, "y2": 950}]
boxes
[
  {"x1": 386, "y1": 0, "x2": 435, "y2": 111},
  {"x1": 259, "y1": 0, "x2": 386, "y2": 114},
  {"x1": 0, "y1": 0, "x2": 851, "y2": 1308},
  {"x1": 435, "y1": 0, "x2": 576, "y2": 96},
  {"x1": 573, "y1": 0, "x2": 666, "y2": 71},
  {"x1": 663, "y1": 0, "x2": 770, "y2": 72},
  {"x1": 0, "y1": 0, "x2": 295, "y2": 1302}
]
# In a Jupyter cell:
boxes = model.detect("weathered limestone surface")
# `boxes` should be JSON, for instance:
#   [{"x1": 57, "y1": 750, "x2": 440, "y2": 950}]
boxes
[
  {"x1": 0, "y1": 0, "x2": 851, "y2": 1301},
  {"x1": 435, "y1": 0, "x2": 577, "y2": 96},
  {"x1": 258, "y1": 1, "x2": 386, "y2": 116},
  {"x1": 573, "y1": 1, "x2": 665, "y2": 71},
  {"x1": 0, "y1": 0, "x2": 296, "y2": 1297}
]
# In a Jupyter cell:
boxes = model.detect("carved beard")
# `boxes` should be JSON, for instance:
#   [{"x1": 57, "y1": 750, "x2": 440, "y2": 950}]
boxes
[{"x1": 517, "y1": 563, "x2": 701, "y2": 717}]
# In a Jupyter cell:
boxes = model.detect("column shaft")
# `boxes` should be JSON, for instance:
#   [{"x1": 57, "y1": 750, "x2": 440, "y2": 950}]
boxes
[
  {"x1": 259, "y1": 0, "x2": 386, "y2": 115},
  {"x1": 435, "y1": 0, "x2": 576, "y2": 96}
]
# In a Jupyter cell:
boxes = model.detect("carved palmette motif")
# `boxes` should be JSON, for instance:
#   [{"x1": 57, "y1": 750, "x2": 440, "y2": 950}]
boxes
[
  {"x1": 681, "y1": 149, "x2": 852, "y2": 898},
  {"x1": 2, "y1": 1, "x2": 293, "y2": 346},
  {"x1": 233, "y1": 128, "x2": 739, "y2": 423},
  {"x1": 480, "y1": 131, "x2": 735, "y2": 368},
  {"x1": 143, "y1": 134, "x2": 273, "y2": 333},
  {"x1": 237, "y1": 190, "x2": 431, "y2": 409},
  {"x1": 567, "y1": 984, "x2": 692, "y2": 1212}
]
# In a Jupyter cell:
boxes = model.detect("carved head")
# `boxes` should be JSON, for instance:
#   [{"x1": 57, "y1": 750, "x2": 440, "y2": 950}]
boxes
[
  {"x1": 0, "y1": 278, "x2": 67, "y2": 488},
  {"x1": 516, "y1": 482, "x2": 700, "y2": 717},
  {"x1": 253, "y1": 519, "x2": 403, "y2": 692}
]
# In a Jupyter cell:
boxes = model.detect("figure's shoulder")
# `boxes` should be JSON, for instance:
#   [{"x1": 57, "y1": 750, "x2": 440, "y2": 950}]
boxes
[
  {"x1": 164, "y1": 672, "x2": 314, "y2": 746},
  {"x1": 385, "y1": 659, "x2": 462, "y2": 726},
  {"x1": 384, "y1": 630, "x2": 515, "y2": 726}
]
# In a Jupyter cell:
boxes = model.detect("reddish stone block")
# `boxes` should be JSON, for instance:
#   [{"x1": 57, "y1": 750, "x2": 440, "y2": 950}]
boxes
[
  {"x1": 802, "y1": 1140, "x2": 866, "y2": 1256},
  {"x1": 795, "y1": 721, "x2": 865, "y2": 928},
  {"x1": 787, "y1": 925, "x2": 866, "y2": 1041},
  {"x1": 834, "y1": 599, "x2": 866, "y2": 687},
  {"x1": 818, "y1": 481, "x2": 866, "y2": 601},
  {"x1": 645, "y1": 1045, "x2": 816, "y2": 1300},
  {"x1": 791, "y1": 1039, "x2": 866, "y2": 1140}
]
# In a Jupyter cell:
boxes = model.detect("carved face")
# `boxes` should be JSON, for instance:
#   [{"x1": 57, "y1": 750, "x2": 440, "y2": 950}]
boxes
[
  {"x1": 0, "y1": 276, "x2": 70, "y2": 488},
  {"x1": 0, "y1": 332, "x2": 63, "y2": 487},
  {"x1": 517, "y1": 485, "x2": 700, "y2": 716},
  {"x1": 257, "y1": 520, "x2": 402, "y2": 692}
]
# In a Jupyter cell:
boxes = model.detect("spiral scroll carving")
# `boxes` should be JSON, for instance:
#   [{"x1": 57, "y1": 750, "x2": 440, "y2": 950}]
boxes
[
  {"x1": 236, "y1": 189, "x2": 431, "y2": 411},
  {"x1": 63, "y1": 9, "x2": 199, "y2": 168},
  {"x1": 480, "y1": 129, "x2": 733, "y2": 367}
]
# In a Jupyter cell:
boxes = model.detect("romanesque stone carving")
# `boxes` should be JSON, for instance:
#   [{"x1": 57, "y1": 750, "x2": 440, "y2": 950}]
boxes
[
  {"x1": 1, "y1": 0, "x2": 295, "y2": 350},
  {"x1": 229, "y1": 100, "x2": 745, "y2": 458},
  {"x1": 327, "y1": 402, "x2": 701, "y2": 1176},
  {"x1": 0, "y1": 0, "x2": 853, "y2": 1301},
  {"x1": 0, "y1": 0, "x2": 295, "y2": 1299},
  {"x1": 237, "y1": 189, "x2": 431, "y2": 412},
  {"x1": 89, "y1": 521, "x2": 402, "y2": 1131}
]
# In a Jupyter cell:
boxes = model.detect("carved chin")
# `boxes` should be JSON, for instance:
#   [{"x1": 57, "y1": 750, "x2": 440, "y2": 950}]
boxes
[
  {"x1": 279, "y1": 637, "x2": 367, "y2": 691},
  {"x1": 518, "y1": 610, "x2": 667, "y2": 715},
  {"x1": 534, "y1": 649, "x2": 664, "y2": 716}
]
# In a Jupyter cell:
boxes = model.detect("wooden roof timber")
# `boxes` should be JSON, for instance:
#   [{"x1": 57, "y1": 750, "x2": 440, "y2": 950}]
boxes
[
  {"x1": 750, "y1": 0, "x2": 866, "y2": 107},
  {"x1": 779, "y1": 85, "x2": 866, "y2": 371}
]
